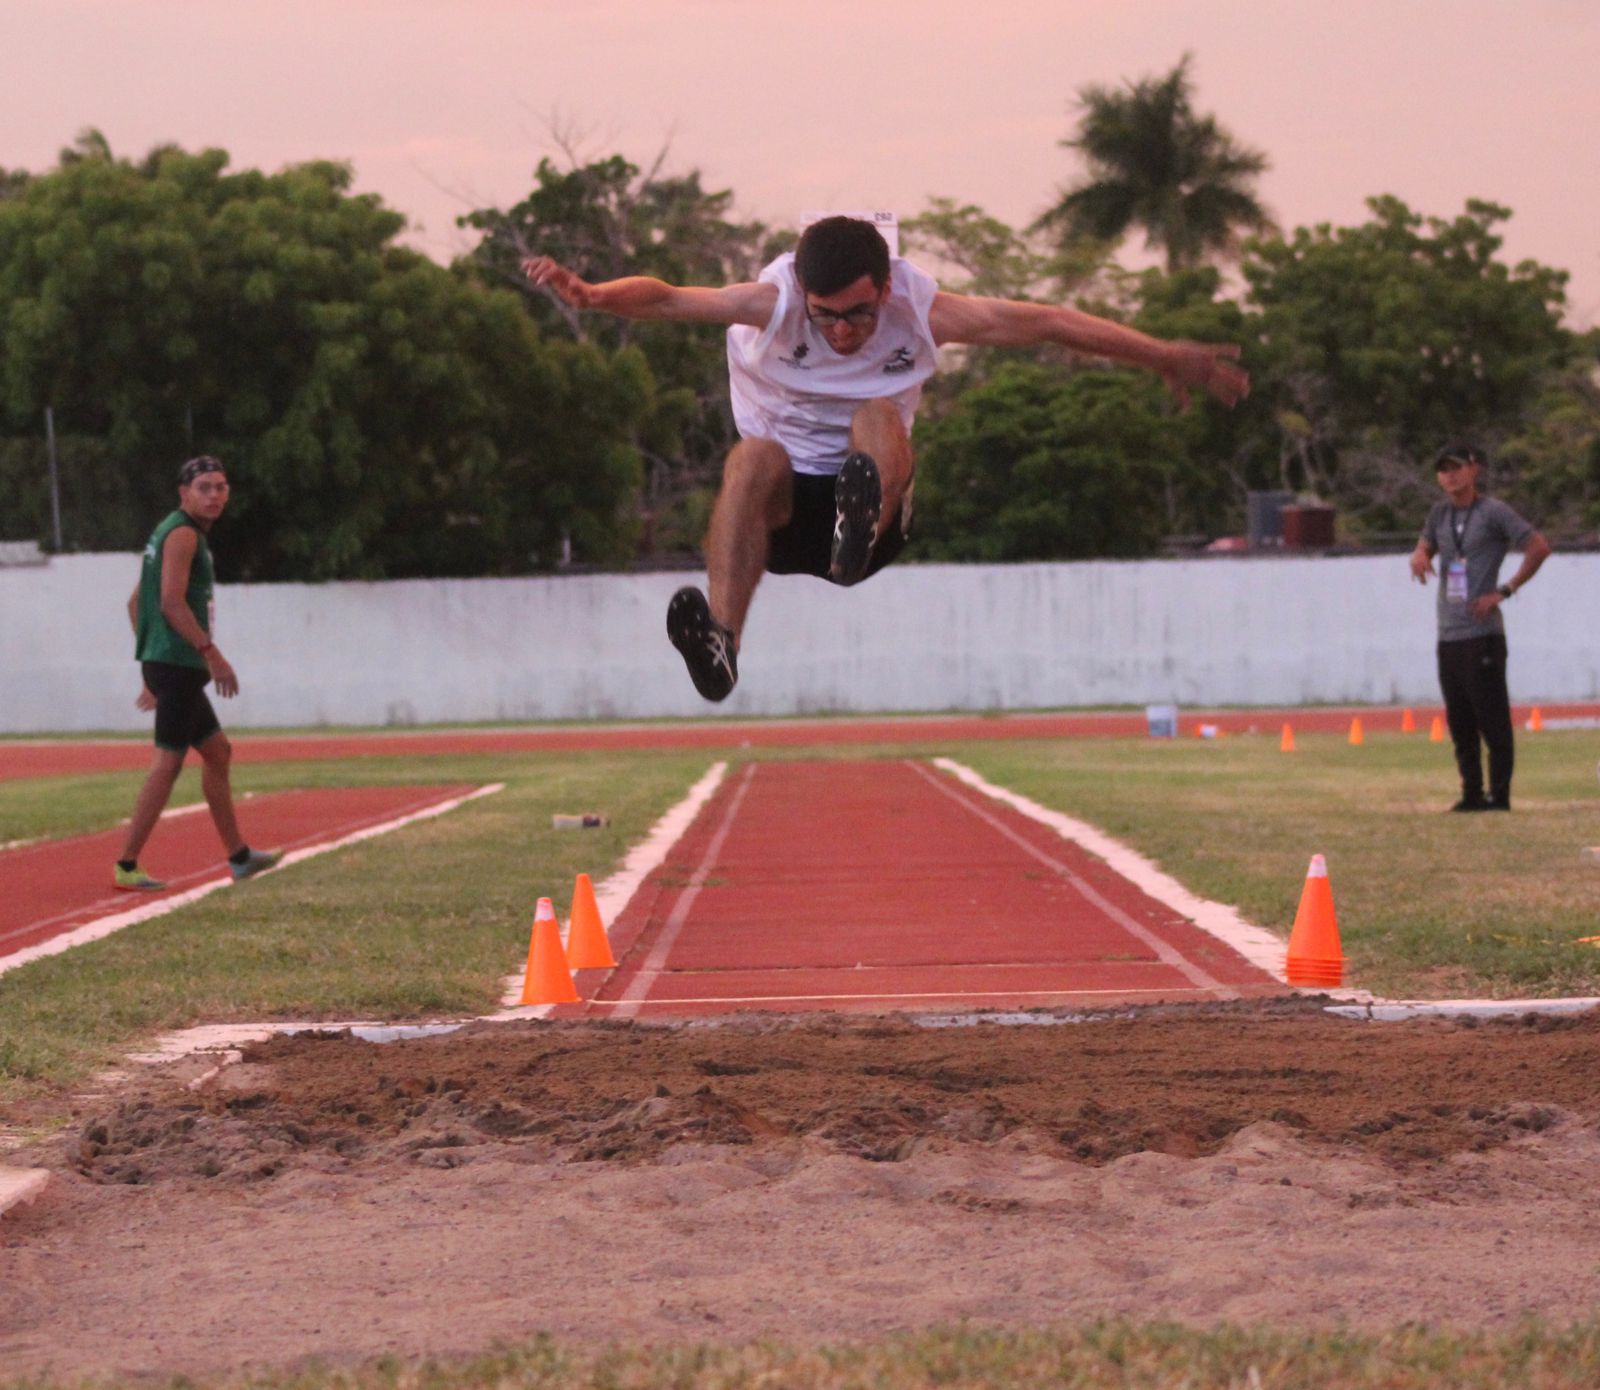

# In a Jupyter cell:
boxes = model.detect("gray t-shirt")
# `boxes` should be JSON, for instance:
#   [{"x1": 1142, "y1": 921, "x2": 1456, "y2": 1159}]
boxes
[{"x1": 1421, "y1": 495, "x2": 1535, "y2": 641}]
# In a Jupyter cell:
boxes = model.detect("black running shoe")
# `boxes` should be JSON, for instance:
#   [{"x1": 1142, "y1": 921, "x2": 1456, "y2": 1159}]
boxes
[
  {"x1": 1449, "y1": 795, "x2": 1488, "y2": 813},
  {"x1": 666, "y1": 586, "x2": 737, "y2": 702},
  {"x1": 829, "y1": 451, "x2": 882, "y2": 586}
]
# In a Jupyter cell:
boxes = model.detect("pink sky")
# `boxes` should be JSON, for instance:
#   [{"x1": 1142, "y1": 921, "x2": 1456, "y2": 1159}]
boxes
[{"x1": 8, "y1": 0, "x2": 1599, "y2": 326}]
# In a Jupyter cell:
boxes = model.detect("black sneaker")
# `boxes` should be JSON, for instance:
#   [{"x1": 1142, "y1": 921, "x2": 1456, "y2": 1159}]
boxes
[
  {"x1": 1449, "y1": 795, "x2": 1488, "y2": 813},
  {"x1": 829, "y1": 451, "x2": 882, "y2": 586},
  {"x1": 666, "y1": 587, "x2": 737, "y2": 702},
  {"x1": 1483, "y1": 796, "x2": 1511, "y2": 812}
]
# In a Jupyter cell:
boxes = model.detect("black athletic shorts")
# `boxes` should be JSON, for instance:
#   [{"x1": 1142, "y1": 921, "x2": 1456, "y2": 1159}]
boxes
[
  {"x1": 765, "y1": 469, "x2": 906, "y2": 582},
  {"x1": 141, "y1": 660, "x2": 221, "y2": 753}
]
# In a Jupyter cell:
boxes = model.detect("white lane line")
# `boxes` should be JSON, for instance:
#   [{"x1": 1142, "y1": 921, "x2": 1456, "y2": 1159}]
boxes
[
  {"x1": 2, "y1": 787, "x2": 475, "y2": 950},
  {"x1": 607, "y1": 763, "x2": 757, "y2": 1018},
  {"x1": 933, "y1": 757, "x2": 1289, "y2": 982},
  {"x1": 491, "y1": 760, "x2": 730, "y2": 1012},
  {"x1": 0, "y1": 796, "x2": 222, "y2": 858},
  {"x1": 911, "y1": 760, "x2": 1235, "y2": 998},
  {"x1": 0, "y1": 784, "x2": 505, "y2": 979}
]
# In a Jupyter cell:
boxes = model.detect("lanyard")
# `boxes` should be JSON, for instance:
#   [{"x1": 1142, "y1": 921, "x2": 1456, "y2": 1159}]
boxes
[{"x1": 1449, "y1": 499, "x2": 1477, "y2": 556}]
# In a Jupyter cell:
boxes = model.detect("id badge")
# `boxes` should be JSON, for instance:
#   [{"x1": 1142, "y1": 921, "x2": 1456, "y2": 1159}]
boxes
[{"x1": 1445, "y1": 560, "x2": 1468, "y2": 602}]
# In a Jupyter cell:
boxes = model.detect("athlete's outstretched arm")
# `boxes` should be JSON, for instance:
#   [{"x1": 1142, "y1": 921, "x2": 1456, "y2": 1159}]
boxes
[
  {"x1": 521, "y1": 255, "x2": 776, "y2": 329},
  {"x1": 928, "y1": 291, "x2": 1249, "y2": 409}
]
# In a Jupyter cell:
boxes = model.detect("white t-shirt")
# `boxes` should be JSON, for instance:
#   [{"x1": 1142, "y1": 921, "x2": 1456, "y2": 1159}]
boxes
[{"x1": 726, "y1": 252, "x2": 939, "y2": 475}]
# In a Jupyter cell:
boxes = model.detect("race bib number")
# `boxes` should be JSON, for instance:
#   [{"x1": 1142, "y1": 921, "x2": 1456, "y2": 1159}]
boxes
[{"x1": 1446, "y1": 560, "x2": 1468, "y2": 602}]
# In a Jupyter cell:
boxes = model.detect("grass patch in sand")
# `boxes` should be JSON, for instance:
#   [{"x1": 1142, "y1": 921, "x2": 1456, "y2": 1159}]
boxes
[{"x1": 8, "y1": 1321, "x2": 1600, "y2": 1389}]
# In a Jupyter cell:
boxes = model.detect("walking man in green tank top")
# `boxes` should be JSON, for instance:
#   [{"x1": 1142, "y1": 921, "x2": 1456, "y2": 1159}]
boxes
[{"x1": 115, "y1": 456, "x2": 281, "y2": 890}]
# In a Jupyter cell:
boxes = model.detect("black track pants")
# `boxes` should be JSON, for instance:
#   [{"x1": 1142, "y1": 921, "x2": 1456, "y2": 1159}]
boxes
[{"x1": 1437, "y1": 634, "x2": 1513, "y2": 801}]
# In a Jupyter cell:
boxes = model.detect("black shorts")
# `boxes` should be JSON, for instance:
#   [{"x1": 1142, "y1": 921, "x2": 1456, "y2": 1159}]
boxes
[
  {"x1": 765, "y1": 469, "x2": 906, "y2": 582},
  {"x1": 141, "y1": 661, "x2": 221, "y2": 753}
]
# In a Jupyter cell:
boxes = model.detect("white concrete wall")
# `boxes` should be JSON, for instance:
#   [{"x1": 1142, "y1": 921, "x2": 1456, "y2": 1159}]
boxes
[{"x1": 2, "y1": 551, "x2": 1595, "y2": 732}]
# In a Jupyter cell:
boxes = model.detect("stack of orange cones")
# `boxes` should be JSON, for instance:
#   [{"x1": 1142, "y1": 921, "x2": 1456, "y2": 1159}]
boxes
[
  {"x1": 1285, "y1": 853, "x2": 1344, "y2": 988},
  {"x1": 1280, "y1": 723, "x2": 1296, "y2": 752},
  {"x1": 1430, "y1": 715, "x2": 1445, "y2": 743},
  {"x1": 564, "y1": 872, "x2": 616, "y2": 969},
  {"x1": 1527, "y1": 706, "x2": 1544, "y2": 732},
  {"x1": 1348, "y1": 717, "x2": 1364, "y2": 746},
  {"x1": 520, "y1": 896, "x2": 578, "y2": 1004},
  {"x1": 1401, "y1": 708, "x2": 1416, "y2": 733}
]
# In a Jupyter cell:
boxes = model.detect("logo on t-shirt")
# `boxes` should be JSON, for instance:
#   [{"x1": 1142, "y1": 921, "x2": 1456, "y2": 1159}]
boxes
[
  {"x1": 779, "y1": 341, "x2": 811, "y2": 370},
  {"x1": 882, "y1": 346, "x2": 916, "y2": 374}
]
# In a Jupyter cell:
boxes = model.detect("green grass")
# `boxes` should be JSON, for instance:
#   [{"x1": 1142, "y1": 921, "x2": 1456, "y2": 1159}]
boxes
[
  {"x1": 953, "y1": 727, "x2": 1600, "y2": 1000},
  {"x1": 3, "y1": 728, "x2": 1599, "y2": 1114},
  {"x1": 9, "y1": 1320, "x2": 1600, "y2": 1389},
  {"x1": 0, "y1": 749, "x2": 710, "y2": 1110}
]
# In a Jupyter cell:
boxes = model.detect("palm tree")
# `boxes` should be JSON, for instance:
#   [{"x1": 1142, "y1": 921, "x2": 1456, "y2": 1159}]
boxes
[{"x1": 1034, "y1": 55, "x2": 1274, "y2": 272}]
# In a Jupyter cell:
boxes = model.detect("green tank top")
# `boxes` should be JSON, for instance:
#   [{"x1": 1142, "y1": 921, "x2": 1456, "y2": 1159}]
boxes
[{"x1": 135, "y1": 510, "x2": 214, "y2": 669}]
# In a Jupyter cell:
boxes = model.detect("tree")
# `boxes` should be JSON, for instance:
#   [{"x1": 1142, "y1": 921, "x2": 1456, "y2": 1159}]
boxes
[
  {"x1": 1035, "y1": 54, "x2": 1273, "y2": 272},
  {"x1": 0, "y1": 139, "x2": 649, "y2": 576},
  {"x1": 463, "y1": 148, "x2": 777, "y2": 556},
  {"x1": 1499, "y1": 346, "x2": 1600, "y2": 537},
  {"x1": 1129, "y1": 265, "x2": 1279, "y2": 538},
  {"x1": 912, "y1": 363, "x2": 1179, "y2": 561},
  {"x1": 901, "y1": 197, "x2": 1110, "y2": 302},
  {"x1": 1241, "y1": 197, "x2": 1574, "y2": 532}
]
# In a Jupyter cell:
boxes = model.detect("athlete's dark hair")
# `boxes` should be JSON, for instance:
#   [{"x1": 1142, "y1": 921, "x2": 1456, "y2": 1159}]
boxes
[
  {"x1": 794, "y1": 217, "x2": 891, "y2": 296},
  {"x1": 177, "y1": 455, "x2": 225, "y2": 486}
]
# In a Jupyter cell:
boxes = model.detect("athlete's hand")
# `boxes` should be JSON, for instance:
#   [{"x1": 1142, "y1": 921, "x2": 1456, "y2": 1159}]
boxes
[
  {"x1": 1409, "y1": 547, "x2": 1435, "y2": 584},
  {"x1": 135, "y1": 684, "x2": 156, "y2": 712},
  {"x1": 205, "y1": 650, "x2": 239, "y2": 698},
  {"x1": 1160, "y1": 342, "x2": 1249, "y2": 410},
  {"x1": 521, "y1": 255, "x2": 595, "y2": 309}
]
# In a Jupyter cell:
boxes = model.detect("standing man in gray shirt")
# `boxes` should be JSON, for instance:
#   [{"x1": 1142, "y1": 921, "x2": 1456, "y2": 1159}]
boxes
[{"x1": 1410, "y1": 441, "x2": 1551, "y2": 811}]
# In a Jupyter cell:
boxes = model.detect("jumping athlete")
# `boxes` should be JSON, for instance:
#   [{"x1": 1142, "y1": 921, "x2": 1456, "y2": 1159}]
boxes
[
  {"x1": 524, "y1": 215, "x2": 1250, "y2": 701},
  {"x1": 115, "y1": 456, "x2": 281, "y2": 890}
]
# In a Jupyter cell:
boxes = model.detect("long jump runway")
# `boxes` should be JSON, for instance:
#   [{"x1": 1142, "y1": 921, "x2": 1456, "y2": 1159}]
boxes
[
  {"x1": 580, "y1": 759, "x2": 1283, "y2": 1017},
  {"x1": 0, "y1": 784, "x2": 483, "y2": 968}
]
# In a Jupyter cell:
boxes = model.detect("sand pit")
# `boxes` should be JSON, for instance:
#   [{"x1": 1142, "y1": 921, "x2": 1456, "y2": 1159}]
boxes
[{"x1": 4, "y1": 999, "x2": 1600, "y2": 1381}]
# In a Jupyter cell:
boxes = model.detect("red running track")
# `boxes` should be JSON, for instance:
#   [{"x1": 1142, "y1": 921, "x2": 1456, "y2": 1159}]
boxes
[
  {"x1": 571, "y1": 759, "x2": 1283, "y2": 1017},
  {"x1": 8, "y1": 703, "x2": 1596, "y2": 782},
  {"x1": 0, "y1": 784, "x2": 476, "y2": 963}
]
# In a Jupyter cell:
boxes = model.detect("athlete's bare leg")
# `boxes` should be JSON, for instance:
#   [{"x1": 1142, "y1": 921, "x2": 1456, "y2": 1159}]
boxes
[
  {"x1": 848, "y1": 398, "x2": 914, "y2": 533},
  {"x1": 120, "y1": 748, "x2": 186, "y2": 862},
  {"x1": 705, "y1": 437, "x2": 794, "y2": 643},
  {"x1": 195, "y1": 730, "x2": 245, "y2": 856}
]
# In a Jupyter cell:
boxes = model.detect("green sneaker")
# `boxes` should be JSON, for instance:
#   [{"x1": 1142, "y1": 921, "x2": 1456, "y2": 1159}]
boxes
[
  {"x1": 114, "y1": 864, "x2": 167, "y2": 892},
  {"x1": 230, "y1": 847, "x2": 283, "y2": 882}
]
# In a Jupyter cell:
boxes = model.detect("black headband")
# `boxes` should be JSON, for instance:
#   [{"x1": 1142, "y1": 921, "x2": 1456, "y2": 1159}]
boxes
[{"x1": 178, "y1": 455, "x2": 225, "y2": 486}]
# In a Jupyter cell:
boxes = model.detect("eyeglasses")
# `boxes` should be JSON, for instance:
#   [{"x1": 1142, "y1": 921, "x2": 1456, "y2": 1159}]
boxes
[{"x1": 805, "y1": 300, "x2": 880, "y2": 329}]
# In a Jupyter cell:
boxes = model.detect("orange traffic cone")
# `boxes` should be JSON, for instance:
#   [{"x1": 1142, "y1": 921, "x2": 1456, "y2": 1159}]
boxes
[
  {"x1": 1348, "y1": 717, "x2": 1364, "y2": 746},
  {"x1": 564, "y1": 872, "x2": 616, "y2": 969},
  {"x1": 1280, "y1": 723, "x2": 1296, "y2": 752},
  {"x1": 520, "y1": 897, "x2": 578, "y2": 1005},
  {"x1": 1286, "y1": 854, "x2": 1344, "y2": 987},
  {"x1": 1430, "y1": 715, "x2": 1445, "y2": 743},
  {"x1": 1401, "y1": 708, "x2": 1416, "y2": 733},
  {"x1": 1527, "y1": 706, "x2": 1544, "y2": 732}
]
